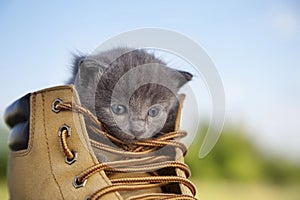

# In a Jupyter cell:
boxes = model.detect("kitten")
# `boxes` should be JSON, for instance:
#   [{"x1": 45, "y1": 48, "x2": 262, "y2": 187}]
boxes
[{"x1": 69, "y1": 48, "x2": 192, "y2": 141}]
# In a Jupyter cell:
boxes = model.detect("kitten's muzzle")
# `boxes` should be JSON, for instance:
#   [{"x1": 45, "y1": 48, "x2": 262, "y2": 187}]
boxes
[{"x1": 129, "y1": 120, "x2": 146, "y2": 138}]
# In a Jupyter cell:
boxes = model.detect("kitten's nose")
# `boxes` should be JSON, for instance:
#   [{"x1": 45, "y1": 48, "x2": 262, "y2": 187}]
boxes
[{"x1": 129, "y1": 121, "x2": 145, "y2": 138}]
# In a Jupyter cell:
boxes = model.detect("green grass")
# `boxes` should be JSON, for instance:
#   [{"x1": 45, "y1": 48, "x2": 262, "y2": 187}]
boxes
[
  {"x1": 1, "y1": 178, "x2": 299, "y2": 200},
  {"x1": 193, "y1": 179, "x2": 300, "y2": 200},
  {"x1": 0, "y1": 179, "x2": 8, "y2": 200}
]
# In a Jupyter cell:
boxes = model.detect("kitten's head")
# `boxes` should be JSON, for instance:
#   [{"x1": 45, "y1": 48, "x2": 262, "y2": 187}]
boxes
[{"x1": 75, "y1": 49, "x2": 192, "y2": 141}]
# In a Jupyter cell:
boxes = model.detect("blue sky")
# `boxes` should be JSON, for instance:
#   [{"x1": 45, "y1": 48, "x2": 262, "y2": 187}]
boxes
[{"x1": 0, "y1": 1, "x2": 299, "y2": 160}]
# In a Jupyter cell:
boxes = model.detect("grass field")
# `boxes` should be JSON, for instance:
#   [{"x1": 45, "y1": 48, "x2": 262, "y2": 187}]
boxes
[
  {"x1": 0, "y1": 179, "x2": 8, "y2": 200},
  {"x1": 193, "y1": 180, "x2": 300, "y2": 200},
  {"x1": 1, "y1": 178, "x2": 299, "y2": 200}
]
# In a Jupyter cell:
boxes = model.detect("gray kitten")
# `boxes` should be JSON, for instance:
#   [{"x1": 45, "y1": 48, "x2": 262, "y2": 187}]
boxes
[{"x1": 69, "y1": 48, "x2": 192, "y2": 141}]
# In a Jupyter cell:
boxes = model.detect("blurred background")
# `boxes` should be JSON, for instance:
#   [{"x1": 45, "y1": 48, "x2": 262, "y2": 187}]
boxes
[{"x1": 0, "y1": 1, "x2": 299, "y2": 199}]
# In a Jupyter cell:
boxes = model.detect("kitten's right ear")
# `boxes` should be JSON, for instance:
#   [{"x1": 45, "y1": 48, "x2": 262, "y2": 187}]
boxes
[
  {"x1": 75, "y1": 56, "x2": 104, "y2": 87},
  {"x1": 176, "y1": 70, "x2": 193, "y2": 89}
]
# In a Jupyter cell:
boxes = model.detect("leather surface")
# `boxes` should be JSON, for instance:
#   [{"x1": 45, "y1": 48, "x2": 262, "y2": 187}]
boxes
[
  {"x1": 4, "y1": 93, "x2": 30, "y2": 151},
  {"x1": 7, "y1": 85, "x2": 122, "y2": 200}
]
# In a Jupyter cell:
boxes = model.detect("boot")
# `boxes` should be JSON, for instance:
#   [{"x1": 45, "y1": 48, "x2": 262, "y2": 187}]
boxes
[{"x1": 4, "y1": 85, "x2": 197, "y2": 200}]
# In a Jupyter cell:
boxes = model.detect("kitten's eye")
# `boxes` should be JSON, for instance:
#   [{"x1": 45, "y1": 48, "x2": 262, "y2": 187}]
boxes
[
  {"x1": 111, "y1": 104, "x2": 127, "y2": 115},
  {"x1": 148, "y1": 107, "x2": 160, "y2": 117}
]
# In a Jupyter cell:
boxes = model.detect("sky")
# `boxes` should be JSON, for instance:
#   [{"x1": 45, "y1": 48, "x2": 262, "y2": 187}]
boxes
[{"x1": 0, "y1": 0, "x2": 299, "y2": 160}]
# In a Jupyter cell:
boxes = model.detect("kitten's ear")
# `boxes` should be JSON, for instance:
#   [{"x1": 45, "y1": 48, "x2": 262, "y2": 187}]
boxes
[
  {"x1": 176, "y1": 70, "x2": 193, "y2": 89},
  {"x1": 76, "y1": 57, "x2": 104, "y2": 87}
]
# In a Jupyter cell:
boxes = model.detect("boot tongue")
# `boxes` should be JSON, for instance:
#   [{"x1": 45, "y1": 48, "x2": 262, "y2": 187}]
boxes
[
  {"x1": 85, "y1": 125, "x2": 122, "y2": 162},
  {"x1": 88, "y1": 128, "x2": 176, "y2": 163}
]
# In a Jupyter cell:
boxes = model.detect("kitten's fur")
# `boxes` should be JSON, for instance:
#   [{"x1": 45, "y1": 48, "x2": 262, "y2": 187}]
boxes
[{"x1": 69, "y1": 48, "x2": 192, "y2": 141}]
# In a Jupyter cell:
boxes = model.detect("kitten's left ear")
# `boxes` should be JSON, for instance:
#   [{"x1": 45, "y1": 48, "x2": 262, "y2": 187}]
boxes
[{"x1": 176, "y1": 70, "x2": 193, "y2": 88}]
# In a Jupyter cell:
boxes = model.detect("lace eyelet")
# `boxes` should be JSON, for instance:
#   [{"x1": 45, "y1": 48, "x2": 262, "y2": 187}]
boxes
[
  {"x1": 58, "y1": 124, "x2": 71, "y2": 137},
  {"x1": 84, "y1": 196, "x2": 91, "y2": 200},
  {"x1": 52, "y1": 98, "x2": 63, "y2": 113},
  {"x1": 73, "y1": 175, "x2": 87, "y2": 189},
  {"x1": 65, "y1": 150, "x2": 77, "y2": 165},
  {"x1": 58, "y1": 125, "x2": 77, "y2": 165}
]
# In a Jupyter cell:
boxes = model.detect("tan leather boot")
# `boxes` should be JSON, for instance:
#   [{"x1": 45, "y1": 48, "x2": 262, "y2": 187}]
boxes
[{"x1": 4, "y1": 85, "x2": 197, "y2": 200}]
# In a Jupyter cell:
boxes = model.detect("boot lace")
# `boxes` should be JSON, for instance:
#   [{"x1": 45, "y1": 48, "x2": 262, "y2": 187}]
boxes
[{"x1": 55, "y1": 101, "x2": 197, "y2": 200}]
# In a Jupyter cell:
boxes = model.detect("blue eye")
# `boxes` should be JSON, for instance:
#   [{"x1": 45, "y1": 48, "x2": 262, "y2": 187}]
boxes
[
  {"x1": 148, "y1": 107, "x2": 160, "y2": 117},
  {"x1": 111, "y1": 104, "x2": 127, "y2": 115}
]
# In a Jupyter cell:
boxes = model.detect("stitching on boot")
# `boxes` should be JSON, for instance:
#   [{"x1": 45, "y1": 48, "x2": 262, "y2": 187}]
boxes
[{"x1": 42, "y1": 93, "x2": 64, "y2": 199}]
